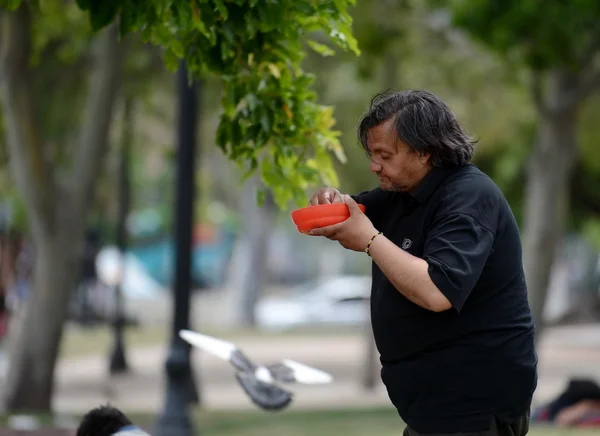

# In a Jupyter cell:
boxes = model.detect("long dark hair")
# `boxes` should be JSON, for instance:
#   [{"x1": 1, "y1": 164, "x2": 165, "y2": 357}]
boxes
[{"x1": 357, "y1": 90, "x2": 477, "y2": 167}]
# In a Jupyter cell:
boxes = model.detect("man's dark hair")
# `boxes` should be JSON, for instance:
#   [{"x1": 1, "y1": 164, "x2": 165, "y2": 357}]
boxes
[
  {"x1": 357, "y1": 90, "x2": 477, "y2": 167},
  {"x1": 76, "y1": 404, "x2": 133, "y2": 436}
]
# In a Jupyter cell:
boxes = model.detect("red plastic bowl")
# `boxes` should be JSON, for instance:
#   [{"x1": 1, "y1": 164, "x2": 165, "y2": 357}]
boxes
[{"x1": 290, "y1": 203, "x2": 366, "y2": 233}]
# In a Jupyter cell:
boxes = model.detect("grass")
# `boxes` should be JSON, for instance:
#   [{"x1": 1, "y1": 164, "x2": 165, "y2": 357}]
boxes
[
  {"x1": 128, "y1": 408, "x2": 599, "y2": 436},
  {"x1": 59, "y1": 324, "x2": 169, "y2": 358},
  {"x1": 1, "y1": 407, "x2": 597, "y2": 435}
]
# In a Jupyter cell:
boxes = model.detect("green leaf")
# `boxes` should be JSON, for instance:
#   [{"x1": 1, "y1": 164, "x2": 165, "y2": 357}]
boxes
[
  {"x1": 162, "y1": 47, "x2": 180, "y2": 71},
  {"x1": 118, "y1": 1, "x2": 138, "y2": 36},
  {"x1": 256, "y1": 188, "x2": 266, "y2": 207},
  {"x1": 1, "y1": 0, "x2": 23, "y2": 10},
  {"x1": 307, "y1": 40, "x2": 336, "y2": 57},
  {"x1": 74, "y1": 0, "x2": 90, "y2": 11},
  {"x1": 89, "y1": 0, "x2": 120, "y2": 31}
]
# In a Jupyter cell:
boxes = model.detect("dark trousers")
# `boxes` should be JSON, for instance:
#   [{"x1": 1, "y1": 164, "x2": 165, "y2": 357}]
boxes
[{"x1": 403, "y1": 413, "x2": 530, "y2": 436}]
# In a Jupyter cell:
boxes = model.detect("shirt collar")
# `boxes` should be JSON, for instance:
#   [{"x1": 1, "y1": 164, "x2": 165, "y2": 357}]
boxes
[{"x1": 409, "y1": 164, "x2": 461, "y2": 203}]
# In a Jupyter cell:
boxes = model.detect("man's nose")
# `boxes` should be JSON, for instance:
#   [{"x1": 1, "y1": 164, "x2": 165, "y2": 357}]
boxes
[{"x1": 370, "y1": 160, "x2": 382, "y2": 173}]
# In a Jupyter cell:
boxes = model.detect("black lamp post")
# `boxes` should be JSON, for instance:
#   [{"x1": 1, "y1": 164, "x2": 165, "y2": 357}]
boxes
[
  {"x1": 109, "y1": 97, "x2": 134, "y2": 374},
  {"x1": 154, "y1": 60, "x2": 200, "y2": 436}
]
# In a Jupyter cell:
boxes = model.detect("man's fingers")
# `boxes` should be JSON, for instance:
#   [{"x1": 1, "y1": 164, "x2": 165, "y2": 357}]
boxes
[
  {"x1": 308, "y1": 227, "x2": 329, "y2": 236},
  {"x1": 308, "y1": 188, "x2": 343, "y2": 206},
  {"x1": 344, "y1": 194, "x2": 362, "y2": 214},
  {"x1": 308, "y1": 222, "x2": 343, "y2": 238},
  {"x1": 324, "y1": 189, "x2": 344, "y2": 204},
  {"x1": 331, "y1": 191, "x2": 344, "y2": 204}
]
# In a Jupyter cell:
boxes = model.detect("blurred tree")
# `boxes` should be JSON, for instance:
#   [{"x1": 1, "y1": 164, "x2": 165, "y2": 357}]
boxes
[
  {"x1": 89, "y1": 42, "x2": 167, "y2": 251},
  {"x1": 0, "y1": 1, "x2": 122, "y2": 411},
  {"x1": 227, "y1": 177, "x2": 276, "y2": 328},
  {"x1": 432, "y1": 0, "x2": 600, "y2": 339},
  {"x1": 572, "y1": 95, "x2": 600, "y2": 244}
]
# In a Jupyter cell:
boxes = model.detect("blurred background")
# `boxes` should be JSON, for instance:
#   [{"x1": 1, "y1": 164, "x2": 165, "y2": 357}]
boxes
[{"x1": 1, "y1": 0, "x2": 600, "y2": 435}]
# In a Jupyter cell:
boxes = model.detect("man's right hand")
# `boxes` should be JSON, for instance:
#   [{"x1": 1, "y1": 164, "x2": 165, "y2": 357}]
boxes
[{"x1": 308, "y1": 187, "x2": 345, "y2": 206}]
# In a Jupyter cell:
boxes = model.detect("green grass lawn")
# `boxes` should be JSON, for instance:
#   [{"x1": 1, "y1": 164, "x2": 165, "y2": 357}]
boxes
[
  {"x1": 1, "y1": 407, "x2": 596, "y2": 435},
  {"x1": 127, "y1": 408, "x2": 597, "y2": 436}
]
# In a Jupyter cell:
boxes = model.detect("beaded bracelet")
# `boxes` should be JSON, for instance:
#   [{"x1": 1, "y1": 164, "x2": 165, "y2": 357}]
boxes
[{"x1": 365, "y1": 231, "x2": 383, "y2": 257}]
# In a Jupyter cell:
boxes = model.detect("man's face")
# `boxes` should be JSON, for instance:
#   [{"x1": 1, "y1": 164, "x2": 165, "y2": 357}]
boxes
[{"x1": 366, "y1": 118, "x2": 431, "y2": 192}]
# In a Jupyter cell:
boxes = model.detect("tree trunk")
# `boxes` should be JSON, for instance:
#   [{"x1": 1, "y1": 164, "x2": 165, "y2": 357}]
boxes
[
  {"x1": 0, "y1": 5, "x2": 122, "y2": 411},
  {"x1": 227, "y1": 177, "x2": 275, "y2": 329},
  {"x1": 2, "y1": 218, "x2": 82, "y2": 410},
  {"x1": 232, "y1": 178, "x2": 275, "y2": 328},
  {"x1": 523, "y1": 70, "x2": 580, "y2": 343}
]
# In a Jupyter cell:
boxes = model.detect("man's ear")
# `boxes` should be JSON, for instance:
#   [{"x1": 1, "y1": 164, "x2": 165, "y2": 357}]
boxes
[{"x1": 419, "y1": 152, "x2": 431, "y2": 165}]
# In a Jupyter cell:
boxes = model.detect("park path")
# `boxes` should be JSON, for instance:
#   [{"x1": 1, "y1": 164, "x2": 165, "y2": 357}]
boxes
[{"x1": 51, "y1": 324, "x2": 600, "y2": 414}]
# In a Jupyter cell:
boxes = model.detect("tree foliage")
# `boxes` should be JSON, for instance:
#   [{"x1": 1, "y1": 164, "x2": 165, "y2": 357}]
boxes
[
  {"x1": 434, "y1": 0, "x2": 600, "y2": 116},
  {"x1": 444, "y1": 0, "x2": 600, "y2": 71},
  {"x1": 1, "y1": 0, "x2": 362, "y2": 208}
]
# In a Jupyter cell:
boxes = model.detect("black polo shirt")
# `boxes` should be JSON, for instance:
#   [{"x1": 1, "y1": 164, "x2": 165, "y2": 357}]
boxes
[{"x1": 353, "y1": 163, "x2": 538, "y2": 433}]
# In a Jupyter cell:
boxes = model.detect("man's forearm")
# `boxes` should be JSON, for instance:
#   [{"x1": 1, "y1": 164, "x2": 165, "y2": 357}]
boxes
[{"x1": 367, "y1": 235, "x2": 452, "y2": 312}]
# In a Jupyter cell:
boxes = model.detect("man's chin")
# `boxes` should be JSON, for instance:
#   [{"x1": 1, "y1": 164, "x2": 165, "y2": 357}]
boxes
[
  {"x1": 379, "y1": 181, "x2": 394, "y2": 191},
  {"x1": 379, "y1": 180, "x2": 402, "y2": 192}
]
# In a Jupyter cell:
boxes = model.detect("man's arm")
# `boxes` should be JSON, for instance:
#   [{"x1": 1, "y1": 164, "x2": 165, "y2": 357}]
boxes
[
  {"x1": 367, "y1": 237, "x2": 452, "y2": 312},
  {"x1": 368, "y1": 211, "x2": 496, "y2": 313}
]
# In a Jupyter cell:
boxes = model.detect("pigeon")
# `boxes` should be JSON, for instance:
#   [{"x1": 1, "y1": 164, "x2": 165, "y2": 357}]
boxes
[{"x1": 179, "y1": 329, "x2": 333, "y2": 411}]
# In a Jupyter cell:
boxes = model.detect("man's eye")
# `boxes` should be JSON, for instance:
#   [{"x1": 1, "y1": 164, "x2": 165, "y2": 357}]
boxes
[{"x1": 381, "y1": 155, "x2": 391, "y2": 160}]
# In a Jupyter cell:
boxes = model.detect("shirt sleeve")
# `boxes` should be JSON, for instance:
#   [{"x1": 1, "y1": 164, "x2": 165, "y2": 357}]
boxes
[{"x1": 423, "y1": 212, "x2": 495, "y2": 313}]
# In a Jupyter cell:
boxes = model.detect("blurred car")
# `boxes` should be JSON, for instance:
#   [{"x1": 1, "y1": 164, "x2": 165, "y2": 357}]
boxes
[{"x1": 255, "y1": 275, "x2": 372, "y2": 331}]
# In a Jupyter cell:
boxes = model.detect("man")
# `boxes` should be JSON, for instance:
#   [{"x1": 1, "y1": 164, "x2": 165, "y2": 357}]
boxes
[
  {"x1": 308, "y1": 90, "x2": 538, "y2": 435},
  {"x1": 77, "y1": 405, "x2": 151, "y2": 436}
]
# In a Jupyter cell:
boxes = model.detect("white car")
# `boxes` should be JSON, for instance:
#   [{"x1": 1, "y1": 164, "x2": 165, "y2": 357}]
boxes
[{"x1": 255, "y1": 275, "x2": 372, "y2": 331}]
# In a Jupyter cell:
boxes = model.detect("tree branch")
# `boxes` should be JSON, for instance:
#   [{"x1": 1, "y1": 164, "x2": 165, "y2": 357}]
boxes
[
  {"x1": 556, "y1": 32, "x2": 600, "y2": 112},
  {"x1": 0, "y1": 4, "x2": 56, "y2": 235},
  {"x1": 558, "y1": 66, "x2": 600, "y2": 112},
  {"x1": 579, "y1": 28, "x2": 600, "y2": 70},
  {"x1": 70, "y1": 22, "x2": 123, "y2": 213},
  {"x1": 530, "y1": 69, "x2": 551, "y2": 116}
]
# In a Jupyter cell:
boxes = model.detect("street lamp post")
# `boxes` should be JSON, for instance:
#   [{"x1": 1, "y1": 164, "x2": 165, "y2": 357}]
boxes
[
  {"x1": 154, "y1": 60, "x2": 200, "y2": 436},
  {"x1": 109, "y1": 97, "x2": 134, "y2": 375}
]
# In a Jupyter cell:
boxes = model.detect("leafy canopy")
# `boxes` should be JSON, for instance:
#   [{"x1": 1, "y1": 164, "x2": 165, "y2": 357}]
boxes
[
  {"x1": 433, "y1": 0, "x2": 600, "y2": 70},
  {"x1": 1, "y1": 0, "x2": 360, "y2": 209}
]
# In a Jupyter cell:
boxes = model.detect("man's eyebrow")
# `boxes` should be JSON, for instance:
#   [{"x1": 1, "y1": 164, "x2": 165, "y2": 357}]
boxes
[{"x1": 370, "y1": 146, "x2": 392, "y2": 154}]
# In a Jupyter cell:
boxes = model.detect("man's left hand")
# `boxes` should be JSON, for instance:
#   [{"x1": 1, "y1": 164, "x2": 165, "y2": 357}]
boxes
[{"x1": 308, "y1": 195, "x2": 379, "y2": 252}]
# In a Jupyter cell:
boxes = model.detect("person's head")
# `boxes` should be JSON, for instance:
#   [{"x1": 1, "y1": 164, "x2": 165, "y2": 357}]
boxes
[
  {"x1": 357, "y1": 90, "x2": 477, "y2": 192},
  {"x1": 76, "y1": 405, "x2": 149, "y2": 436}
]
